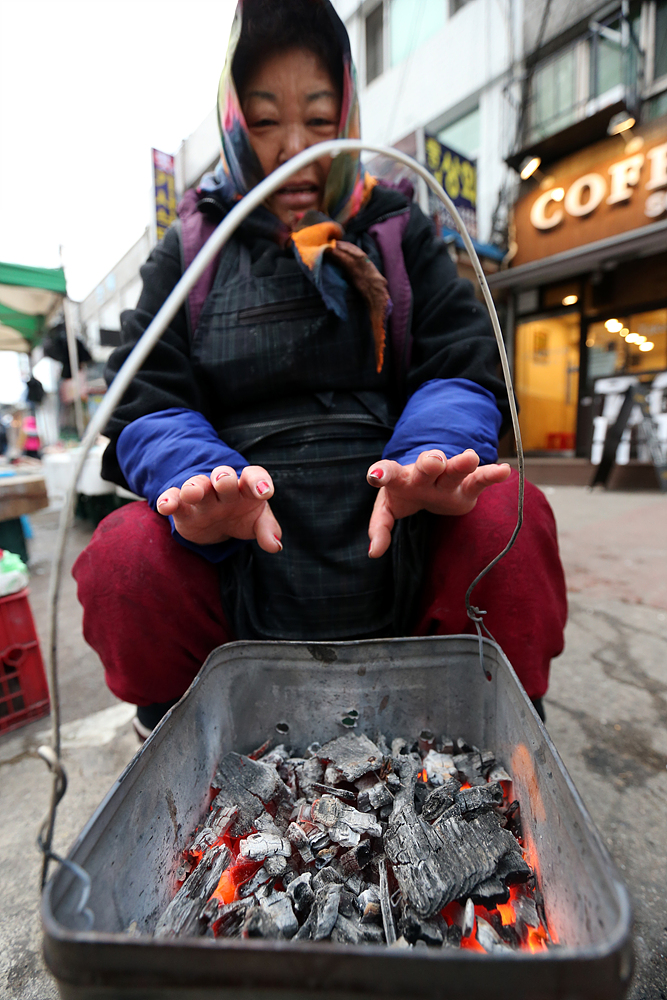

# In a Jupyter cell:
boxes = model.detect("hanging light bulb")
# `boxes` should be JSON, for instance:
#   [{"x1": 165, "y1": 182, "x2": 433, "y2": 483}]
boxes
[
  {"x1": 639, "y1": 341, "x2": 655, "y2": 352},
  {"x1": 605, "y1": 319, "x2": 624, "y2": 333}
]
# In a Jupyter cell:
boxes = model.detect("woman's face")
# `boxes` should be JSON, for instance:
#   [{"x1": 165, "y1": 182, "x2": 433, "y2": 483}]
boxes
[{"x1": 241, "y1": 47, "x2": 341, "y2": 227}]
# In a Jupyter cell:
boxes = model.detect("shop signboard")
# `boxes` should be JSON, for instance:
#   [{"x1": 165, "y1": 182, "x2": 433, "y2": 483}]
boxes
[
  {"x1": 424, "y1": 134, "x2": 477, "y2": 239},
  {"x1": 512, "y1": 121, "x2": 667, "y2": 267},
  {"x1": 152, "y1": 148, "x2": 177, "y2": 244}
]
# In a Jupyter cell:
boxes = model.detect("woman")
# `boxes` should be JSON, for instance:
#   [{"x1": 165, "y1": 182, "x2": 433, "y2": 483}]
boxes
[{"x1": 74, "y1": 0, "x2": 567, "y2": 737}]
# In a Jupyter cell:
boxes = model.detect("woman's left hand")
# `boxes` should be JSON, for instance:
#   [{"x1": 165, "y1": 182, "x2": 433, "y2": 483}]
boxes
[{"x1": 366, "y1": 449, "x2": 512, "y2": 558}]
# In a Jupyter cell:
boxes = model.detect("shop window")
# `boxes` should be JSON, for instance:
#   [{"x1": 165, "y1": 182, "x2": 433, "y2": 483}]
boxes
[
  {"x1": 526, "y1": 45, "x2": 580, "y2": 143},
  {"x1": 515, "y1": 313, "x2": 580, "y2": 452},
  {"x1": 436, "y1": 106, "x2": 480, "y2": 159},
  {"x1": 585, "y1": 308, "x2": 667, "y2": 386},
  {"x1": 366, "y1": 4, "x2": 384, "y2": 85},
  {"x1": 390, "y1": 0, "x2": 445, "y2": 67}
]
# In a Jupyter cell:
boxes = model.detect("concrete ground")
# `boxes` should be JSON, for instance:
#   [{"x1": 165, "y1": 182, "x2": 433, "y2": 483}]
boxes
[{"x1": 1, "y1": 486, "x2": 666, "y2": 999}]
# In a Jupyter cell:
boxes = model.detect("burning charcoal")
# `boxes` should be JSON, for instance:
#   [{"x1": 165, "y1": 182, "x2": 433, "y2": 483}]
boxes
[
  {"x1": 378, "y1": 858, "x2": 397, "y2": 945},
  {"x1": 312, "y1": 782, "x2": 356, "y2": 802},
  {"x1": 455, "y1": 738, "x2": 473, "y2": 753},
  {"x1": 422, "y1": 749, "x2": 457, "y2": 785},
  {"x1": 212, "y1": 753, "x2": 294, "y2": 836},
  {"x1": 308, "y1": 829, "x2": 330, "y2": 852},
  {"x1": 332, "y1": 913, "x2": 386, "y2": 945},
  {"x1": 242, "y1": 907, "x2": 282, "y2": 939},
  {"x1": 356, "y1": 886, "x2": 381, "y2": 923},
  {"x1": 207, "y1": 803, "x2": 239, "y2": 839},
  {"x1": 379, "y1": 804, "x2": 392, "y2": 820},
  {"x1": 209, "y1": 898, "x2": 253, "y2": 938},
  {"x1": 438, "y1": 734, "x2": 455, "y2": 754},
  {"x1": 253, "y1": 812, "x2": 283, "y2": 837},
  {"x1": 318, "y1": 733, "x2": 383, "y2": 784},
  {"x1": 498, "y1": 922, "x2": 522, "y2": 949},
  {"x1": 338, "y1": 889, "x2": 359, "y2": 918},
  {"x1": 295, "y1": 756, "x2": 324, "y2": 799},
  {"x1": 386, "y1": 771, "x2": 401, "y2": 791},
  {"x1": 312, "y1": 867, "x2": 343, "y2": 892},
  {"x1": 391, "y1": 737, "x2": 408, "y2": 756},
  {"x1": 496, "y1": 850, "x2": 531, "y2": 885},
  {"x1": 260, "y1": 893, "x2": 298, "y2": 938},
  {"x1": 260, "y1": 744, "x2": 290, "y2": 768},
  {"x1": 175, "y1": 859, "x2": 194, "y2": 882},
  {"x1": 479, "y1": 749, "x2": 496, "y2": 773},
  {"x1": 488, "y1": 763, "x2": 512, "y2": 784},
  {"x1": 341, "y1": 871, "x2": 364, "y2": 896},
  {"x1": 154, "y1": 897, "x2": 206, "y2": 938},
  {"x1": 504, "y1": 800, "x2": 522, "y2": 839},
  {"x1": 476, "y1": 917, "x2": 513, "y2": 953},
  {"x1": 469, "y1": 876, "x2": 510, "y2": 907},
  {"x1": 248, "y1": 737, "x2": 273, "y2": 760},
  {"x1": 287, "y1": 822, "x2": 315, "y2": 864},
  {"x1": 312, "y1": 884, "x2": 342, "y2": 940},
  {"x1": 452, "y1": 751, "x2": 486, "y2": 785},
  {"x1": 154, "y1": 845, "x2": 232, "y2": 938},
  {"x1": 238, "y1": 833, "x2": 292, "y2": 861},
  {"x1": 391, "y1": 935, "x2": 412, "y2": 949},
  {"x1": 358, "y1": 781, "x2": 393, "y2": 812},
  {"x1": 461, "y1": 897, "x2": 475, "y2": 939},
  {"x1": 316, "y1": 845, "x2": 340, "y2": 867},
  {"x1": 237, "y1": 865, "x2": 274, "y2": 898},
  {"x1": 287, "y1": 872, "x2": 315, "y2": 917},
  {"x1": 184, "y1": 845, "x2": 232, "y2": 902},
  {"x1": 398, "y1": 908, "x2": 445, "y2": 947},
  {"x1": 421, "y1": 780, "x2": 461, "y2": 824},
  {"x1": 329, "y1": 823, "x2": 361, "y2": 848},
  {"x1": 512, "y1": 894, "x2": 540, "y2": 929},
  {"x1": 443, "y1": 923, "x2": 462, "y2": 947},
  {"x1": 312, "y1": 795, "x2": 382, "y2": 838},
  {"x1": 306, "y1": 742, "x2": 321, "y2": 757},
  {"x1": 418, "y1": 729, "x2": 436, "y2": 755},
  {"x1": 339, "y1": 841, "x2": 372, "y2": 874},
  {"x1": 454, "y1": 783, "x2": 503, "y2": 815},
  {"x1": 264, "y1": 856, "x2": 289, "y2": 877}
]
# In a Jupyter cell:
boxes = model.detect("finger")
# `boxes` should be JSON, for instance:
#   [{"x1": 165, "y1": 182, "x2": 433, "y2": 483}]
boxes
[
  {"x1": 253, "y1": 503, "x2": 284, "y2": 554},
  {"x1": 211, "y1": 465, "x2": 240, "y2": 499},
  {"x1": 366, "y1": 459, "x2": 403, "y2": 489},
  {"x1": 460, "y1": 462, "x2": 512, "y2": 501},
  {"x1": 412, "y1": 449, "x2": 448, "y2": 487},
  {"x1": 239, "y1": 465, "x2": 275, "y2": 501},
  {"x1": 367, "y1": 489, "x2": 395, "y2": 559},
  {"x1": 439, "y1": 449, "x2": 480, "y2": 485},
  {"x1": 180, "y1": 474, "x2": 215, "y2": 505},
  {"x1": 156, "y1": 487, "x2": 181, "y2": 516}
]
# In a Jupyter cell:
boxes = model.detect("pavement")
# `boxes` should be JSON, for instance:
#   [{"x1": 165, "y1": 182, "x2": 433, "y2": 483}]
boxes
[{"x1": 1, "y1": 485, "x2": 666, "y2": 999}]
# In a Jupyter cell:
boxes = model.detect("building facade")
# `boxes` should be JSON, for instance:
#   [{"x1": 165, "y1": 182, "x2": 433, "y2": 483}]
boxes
[{"x1": 488, "y1": 0, "x2": 667, "y2": 468}]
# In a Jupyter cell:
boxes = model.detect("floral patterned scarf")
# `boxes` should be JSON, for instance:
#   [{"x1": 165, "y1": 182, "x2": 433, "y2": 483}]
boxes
[{"x1": 199, "y1": 0, "x2": 390, "y2": 371}]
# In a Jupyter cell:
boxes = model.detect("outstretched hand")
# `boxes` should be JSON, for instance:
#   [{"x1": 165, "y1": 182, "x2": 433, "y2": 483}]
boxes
[
  {"x1": 156, "y1": 466, "x2": 283, "y2": 552},
  {"x1": 366, "y1": 449, "x2": 512, "y2": 558}
]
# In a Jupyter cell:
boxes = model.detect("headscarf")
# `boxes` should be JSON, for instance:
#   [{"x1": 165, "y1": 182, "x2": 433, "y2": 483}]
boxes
[{"x1": 199, "y1": 0, "x2": 391, "y2": 371}]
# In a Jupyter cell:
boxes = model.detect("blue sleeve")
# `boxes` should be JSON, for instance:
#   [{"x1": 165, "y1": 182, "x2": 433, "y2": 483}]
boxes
[
  {"x1": 116, "y1": 408, "x2": 249, "y2": 563},
  {"x1": 382, "y1": 378, "x2": 502, "y2": 466}
]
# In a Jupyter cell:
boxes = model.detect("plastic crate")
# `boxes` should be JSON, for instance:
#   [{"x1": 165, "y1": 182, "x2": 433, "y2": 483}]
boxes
[{"x1": 0, "y1": 587, "x2": 50, "y2": 733}]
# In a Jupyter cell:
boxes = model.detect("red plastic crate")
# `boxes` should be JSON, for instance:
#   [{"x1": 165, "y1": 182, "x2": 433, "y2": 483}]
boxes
[{"x1": 0, "y1": 587, "x2": 50, "y2": 733}]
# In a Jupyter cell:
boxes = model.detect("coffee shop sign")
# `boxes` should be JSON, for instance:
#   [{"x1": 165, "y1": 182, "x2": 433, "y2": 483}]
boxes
[{"x1": 530, "y1": 142, "x2": 667, "y2": 230}]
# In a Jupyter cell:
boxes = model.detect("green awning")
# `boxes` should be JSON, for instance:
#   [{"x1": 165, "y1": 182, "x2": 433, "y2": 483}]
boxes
[{"x1": 0, "y1": 260, "x2": 67, "y2": 352}]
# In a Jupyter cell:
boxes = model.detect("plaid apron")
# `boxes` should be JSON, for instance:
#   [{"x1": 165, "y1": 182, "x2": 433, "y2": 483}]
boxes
[{"x1": 192, "y1": 238, "x2": 397, "y2": 640}]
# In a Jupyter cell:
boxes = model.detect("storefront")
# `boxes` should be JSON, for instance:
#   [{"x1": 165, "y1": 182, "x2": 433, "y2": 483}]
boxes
[{"x1": 488, "y1": 118, "x2": 667, "y2": 462}]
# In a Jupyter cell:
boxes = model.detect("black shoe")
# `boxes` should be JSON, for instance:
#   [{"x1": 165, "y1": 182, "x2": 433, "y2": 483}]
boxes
[
  {"x1": 531, "y1": 697, "x2": 546, "y2": 723},
  {"x1": 134, "y1": 698, "x2": 179, "y2": 740}
]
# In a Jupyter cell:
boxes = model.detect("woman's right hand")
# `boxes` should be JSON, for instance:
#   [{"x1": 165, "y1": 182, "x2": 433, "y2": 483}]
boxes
[{"x1": 156, "y1": 466, "x2": 283, "y2": 552}]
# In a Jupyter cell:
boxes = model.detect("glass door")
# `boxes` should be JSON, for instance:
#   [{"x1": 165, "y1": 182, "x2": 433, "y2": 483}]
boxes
[{"x1": 514, "y1": 312, "x2": 580, "y2": 453}]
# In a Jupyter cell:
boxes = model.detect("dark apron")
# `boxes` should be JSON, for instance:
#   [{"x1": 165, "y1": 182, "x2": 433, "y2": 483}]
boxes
[{"x1": 191, "y1": 239, "x2": 397, "y2": 641}]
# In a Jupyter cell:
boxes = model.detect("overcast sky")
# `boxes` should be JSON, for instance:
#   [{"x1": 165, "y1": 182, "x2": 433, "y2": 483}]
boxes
[{"x1": 0, "y1": 0, "x2": 237, "y2": 302}]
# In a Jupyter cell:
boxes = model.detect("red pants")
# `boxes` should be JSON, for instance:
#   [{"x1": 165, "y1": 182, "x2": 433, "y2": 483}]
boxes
[{"x1": 72, "y1": 472, "x2": 566, "y2": 705}]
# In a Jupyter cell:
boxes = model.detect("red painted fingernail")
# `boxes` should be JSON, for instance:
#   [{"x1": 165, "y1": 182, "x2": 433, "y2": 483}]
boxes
[
  {"x1": 256, "y1": 481, "x2": 270, "y2": 496},
  {"x1": 369, "y1": 469, "x2": 384, "y2": 480},
  {"x1": 274, "y1": 534, "x2": 283, "y2": 551},
  {"x1": 215, "y1": 471, "x2": 231, "y2": 482}
]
